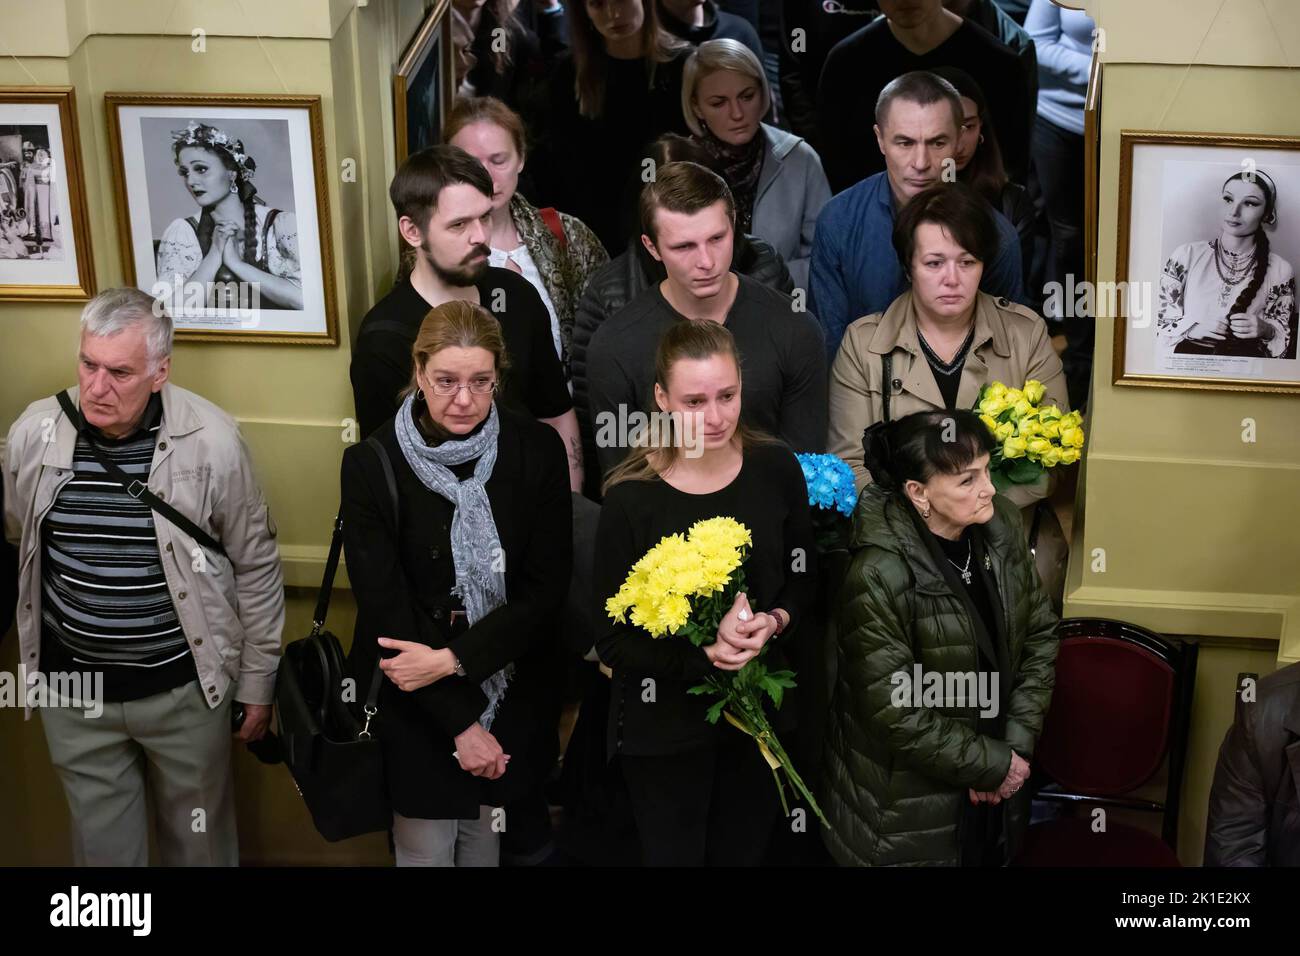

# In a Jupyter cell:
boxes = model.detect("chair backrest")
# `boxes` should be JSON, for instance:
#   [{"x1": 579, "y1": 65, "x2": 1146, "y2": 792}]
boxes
[{"x1": 1035, "y1": 619, "x2": 1192, "y2": 796}]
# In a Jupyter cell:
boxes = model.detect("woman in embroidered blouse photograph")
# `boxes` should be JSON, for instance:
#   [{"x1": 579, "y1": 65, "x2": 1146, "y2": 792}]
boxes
[
  {"x1": 154, "y1": 121, "x2": 303, "y2": 311},
  {"x1": 1156, "y1": 169, "x2": 1297, "y2": 360}
]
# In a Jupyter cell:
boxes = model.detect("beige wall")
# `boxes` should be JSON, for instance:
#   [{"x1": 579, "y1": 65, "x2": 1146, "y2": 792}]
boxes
[
  {"x1": 1064, "y1": 0, "x2": 1300, "y2": 863},
  {"x1": 0, "y1": 0, "x2": 426, "y2": 865}
]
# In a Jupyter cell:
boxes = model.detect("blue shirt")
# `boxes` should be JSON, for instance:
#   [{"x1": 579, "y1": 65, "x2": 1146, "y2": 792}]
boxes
[{"x1": 808, "y1": 172, "x2": 1028, "y2": 361}]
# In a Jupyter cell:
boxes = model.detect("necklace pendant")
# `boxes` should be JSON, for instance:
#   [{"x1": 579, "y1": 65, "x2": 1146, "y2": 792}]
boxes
[{"x1": 961, "y1": 569, "x2": 972, "y2": 585}]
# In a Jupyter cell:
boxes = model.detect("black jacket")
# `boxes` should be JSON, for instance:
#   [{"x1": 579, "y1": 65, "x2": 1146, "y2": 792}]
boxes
[
  {"x1": 340, "y1": 406, "x2": 573, "y2": 819},
  {"x1": 1205, "y1": 662, "x2": 1300, "y2": 867},
  {"x1": 571, "y1": 233, "x2": 794, "y2": 499}
]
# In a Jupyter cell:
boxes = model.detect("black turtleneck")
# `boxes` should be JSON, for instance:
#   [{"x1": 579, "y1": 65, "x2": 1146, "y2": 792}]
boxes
[{"x1": 933, "y1": 527, "x2": 997, "y2": 651}]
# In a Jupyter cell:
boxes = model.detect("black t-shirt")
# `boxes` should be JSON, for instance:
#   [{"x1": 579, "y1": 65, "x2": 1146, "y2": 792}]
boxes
[
  {"x1": 816, "y1": 17, "x2": 1032, "y2": 192},
  {"x1": 593, "y1": 441, "x2": 816, "y2": 756},
  {"x1": 350, "y1": 268, "x2": 573, "y2": 438},
  {"x1": 585, "y1": 274, "x2": 828, "y2": 477}
]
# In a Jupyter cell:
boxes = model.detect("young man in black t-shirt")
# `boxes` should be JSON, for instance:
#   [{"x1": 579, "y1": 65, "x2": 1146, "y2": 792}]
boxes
[
  {"x1": 350, "y1": 145, "x2": 582, "y2": 490},
  {"x1": 586, "y1": 161, "x2": 827, "y2": 478}
]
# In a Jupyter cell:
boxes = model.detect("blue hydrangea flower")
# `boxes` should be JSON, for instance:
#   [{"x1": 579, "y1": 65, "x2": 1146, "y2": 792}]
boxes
[{"x1": 795, "y1": 453, "x2": 858, "y2": 516}]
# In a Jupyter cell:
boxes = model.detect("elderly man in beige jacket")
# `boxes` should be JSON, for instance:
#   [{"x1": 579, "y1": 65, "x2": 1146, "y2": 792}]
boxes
[{"x1": 3, "y1": 287, "x2": 283, "y2": 866}]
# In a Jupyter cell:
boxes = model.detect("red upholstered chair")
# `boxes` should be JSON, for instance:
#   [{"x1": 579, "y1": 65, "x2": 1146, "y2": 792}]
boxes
[{"x1": 1012, "y1": 619, "x2": 1198, "y2": 867}]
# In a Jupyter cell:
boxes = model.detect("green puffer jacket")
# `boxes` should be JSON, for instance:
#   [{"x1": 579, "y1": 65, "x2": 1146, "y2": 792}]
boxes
[{"x1": 821, "y1": 484, "x2": 1059, "y2": 866}]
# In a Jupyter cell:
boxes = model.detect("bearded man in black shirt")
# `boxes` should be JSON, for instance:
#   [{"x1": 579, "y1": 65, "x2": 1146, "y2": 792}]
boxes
[{"x1": 351, "y1": 145, "x2": 584, "y2": 490}]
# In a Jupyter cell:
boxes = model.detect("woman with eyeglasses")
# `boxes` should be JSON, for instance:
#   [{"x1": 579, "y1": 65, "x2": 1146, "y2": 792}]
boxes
[{"x1": 342, "y1": 300, "x2": 573, "y2": 866}]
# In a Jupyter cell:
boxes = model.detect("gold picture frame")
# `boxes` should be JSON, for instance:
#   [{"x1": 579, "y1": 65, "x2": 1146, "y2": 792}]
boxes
[
  {"x1": 1083, "y1": 56, "x2": 1101, "y2": 291},
  {"x1": 393, "y1": 0, "x2": 457, "y2": 165},
  {"x1": 0, "y1": 86, "x2": 96, "y2": 301},
  {"x1": 105, "y1": 92, "x2": 339, "y2": 345},
  {"x1": 1113, "y1": 129, "x2": 1300, "y2": 394}
]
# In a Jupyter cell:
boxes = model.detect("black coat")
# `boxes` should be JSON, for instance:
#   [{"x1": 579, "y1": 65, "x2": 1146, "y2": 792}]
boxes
[
  {"x1": 340, "y1": 406, "x2": 573, "y2": 820},
  {"x1": 570, "y1": 234, "x2": 794, "y2": 499},
  {"x1": 1205, "y1": 662, "x2": 1300, "y2": 867}
]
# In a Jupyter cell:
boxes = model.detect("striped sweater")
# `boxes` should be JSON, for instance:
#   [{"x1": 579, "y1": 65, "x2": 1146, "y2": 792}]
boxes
[{"x1": 40, "y1": 393, "x2": 197, "y2": 701}]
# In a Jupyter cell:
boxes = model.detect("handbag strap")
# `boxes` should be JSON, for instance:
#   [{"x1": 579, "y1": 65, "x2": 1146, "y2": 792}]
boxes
[
  {"x1": 361, "y1": 434, "x2": 400, "y2": 713},
  {"x1": 311, "y1": 513, "x2": 344, "y2": 635},
  {"x1": 538, "y1": 206, "x2": 568, "y2": 250},
  {"x1": 55, "y1": 390, "x2": 229, "y2": 559}
]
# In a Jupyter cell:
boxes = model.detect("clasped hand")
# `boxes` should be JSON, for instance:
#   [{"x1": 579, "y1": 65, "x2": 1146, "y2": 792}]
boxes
[
  {"x1": 706, "y1": 592, "x2": 780, "y2": 671},
  {"x1": 968, "y1": 751, "x2": 1031, "y2": 806}
]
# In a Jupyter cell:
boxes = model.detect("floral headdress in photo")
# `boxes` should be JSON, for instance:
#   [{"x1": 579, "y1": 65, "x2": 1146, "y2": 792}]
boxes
[{"x1": 171, "y1": 121, "x2": 257, "y2": 186}]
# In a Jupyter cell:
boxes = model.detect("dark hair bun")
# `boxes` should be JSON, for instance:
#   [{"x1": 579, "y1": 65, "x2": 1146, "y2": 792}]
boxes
[{"x1": 861, "y1": 421, "x2": 898, "y2": 491}]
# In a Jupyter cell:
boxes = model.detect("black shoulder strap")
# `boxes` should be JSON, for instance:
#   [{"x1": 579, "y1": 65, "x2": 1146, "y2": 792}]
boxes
[
  {"x1": 881, "y1": 352, "x2": 893, "y2": 424},
  {"x1": 56, "y1": 390, "x2": 228, "y2": 559},
  {"x1": 365, "y1": 435, "x2": 400, "y2": 524},
  {"x1": 362, "y1": 435, "x2": 400, "y2": 713}
]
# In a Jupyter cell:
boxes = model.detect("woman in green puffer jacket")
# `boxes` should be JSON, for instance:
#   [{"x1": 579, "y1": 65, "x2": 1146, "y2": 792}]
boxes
[{"x1": 821, "y1": 410, "x2": 1059, "y2": 866}]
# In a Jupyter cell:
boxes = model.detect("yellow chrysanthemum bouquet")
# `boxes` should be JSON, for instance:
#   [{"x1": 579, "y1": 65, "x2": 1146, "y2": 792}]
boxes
[
  {"x1": 976, "y1": 379, "x2": 1086, "y2": 492},
  {"x1": 605, "y1": 516, "x2": 827, "y2": 824}
]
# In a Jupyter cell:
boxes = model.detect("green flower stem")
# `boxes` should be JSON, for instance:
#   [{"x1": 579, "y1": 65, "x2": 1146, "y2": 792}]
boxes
[{"x1": 710, "y1": 677, "x2": 830, "y2": 828}]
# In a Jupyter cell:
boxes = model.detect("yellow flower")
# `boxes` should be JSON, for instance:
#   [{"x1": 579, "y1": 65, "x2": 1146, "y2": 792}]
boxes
[
  {"x1": 1040, "y1": 420, "x2": 1061, "y2": 440},
  {"x1": 1060, "y1": 446, "x2": 1080, "y2": 465},
  {"x1": 1038, "y1": 404, "x2": 1063, "y2": 423},
  {"x1": 994, "y1": 421, "x2": 1015, "y2": 442},
  {"x1": 1023, "y1": 380, "x2": 1046, "y2": 404},
  {"x1": 1002, "y1": 437, "x2": 1028, "y2": 459},
  {"x1": 1016, "y1": 416, "x2": 1041, "y2": 437},
  {"x1": 1026, "y1": 438, "x2": 1052, "y2": 458},
  {"x1": 1060, "y1": 426, "x2": 1086, "y2": 449},
  {"x1": 979, "y1": 396, "x2": 1007, "y2": 418},
  {"x1": 1040, "y1": 446, "x2": 1063, "y2": 468},
  {"x1": 979, "y1": 413, "x2": 998, "y2": 433},
  {"x1": 1008, "y1": 399, "x2": 1033, "y2": 420},
  {"x1": 986, "y1": 381, "x2": 1008, "y2": 400}
]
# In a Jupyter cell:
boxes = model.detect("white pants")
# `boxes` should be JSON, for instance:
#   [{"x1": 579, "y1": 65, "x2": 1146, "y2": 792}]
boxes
[{"x1": 392, "y1": 806, "x2": 499, "y2": 867}]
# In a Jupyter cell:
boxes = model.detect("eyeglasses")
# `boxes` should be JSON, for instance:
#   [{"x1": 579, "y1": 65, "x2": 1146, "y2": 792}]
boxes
[{"x1": 428, "y1": 379, "x2": 497, "y2": 396}]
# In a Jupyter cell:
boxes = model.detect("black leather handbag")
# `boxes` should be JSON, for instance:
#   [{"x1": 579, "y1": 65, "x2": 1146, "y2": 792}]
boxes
[{"x1": 275, "y1": 437, "x2": 397, "y2": 842}]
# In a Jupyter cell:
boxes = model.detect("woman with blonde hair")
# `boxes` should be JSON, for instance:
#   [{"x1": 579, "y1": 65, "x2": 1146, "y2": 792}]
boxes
[
  {"x1": 342, "y1": 300, "x2": 572, "y2": 866},
  {"x1": 593, "y1": 319, "x2": 815, "y2": 865},
  {"x1": 683, "y1": 38, "x2": 829, "y2": 287},
  {"x1": 446, "y1": 96, "x2": 609, "y2": 379}
]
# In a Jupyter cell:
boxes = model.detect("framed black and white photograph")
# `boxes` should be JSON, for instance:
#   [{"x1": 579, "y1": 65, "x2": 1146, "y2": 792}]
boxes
[
  {"x1": 105, "y1": 93, "x2": 338, "y2": 344},
  {"x1": 1115, "y1": 131, "x2": 1300, "y2": 394},
  {"x1": 393, "y1": 0, "x2": 456, "y2": 164},
  {"x1": 0, "y1": 87, "x2": 95, "y2": 301}
]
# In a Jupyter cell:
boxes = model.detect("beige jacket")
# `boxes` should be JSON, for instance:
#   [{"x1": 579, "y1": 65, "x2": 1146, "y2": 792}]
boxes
[
  {"x1": 828, "y1": 290, "x2": 1068, "y2": 508},
  {"x1": 3, "y1": 383, "x2": 284, "y2": 711}
]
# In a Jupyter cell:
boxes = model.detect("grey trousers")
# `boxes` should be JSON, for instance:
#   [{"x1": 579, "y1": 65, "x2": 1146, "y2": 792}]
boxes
[
  {"x1": 39, "y1": 679, "x2": 238, "y2": 866},
  {"x1": 392, "y1": 806, "x2": 500, "y2": 867}
]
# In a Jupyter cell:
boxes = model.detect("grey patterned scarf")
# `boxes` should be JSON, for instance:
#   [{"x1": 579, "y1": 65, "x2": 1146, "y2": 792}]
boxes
[{"x1": 394, "y1": 394, "x2": 510, "y2": 729}]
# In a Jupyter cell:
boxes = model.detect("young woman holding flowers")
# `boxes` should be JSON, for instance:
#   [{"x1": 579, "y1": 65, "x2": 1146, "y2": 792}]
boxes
[
  {"x1": 822, "y1": 410, "x2": 1059, "y2": 866},
  {"x1": 826, "y1": 182, "x2": 1067, "y2": 514},
  {"x1": 593, "y1": 319, "x2": 815, "y2": 865}
]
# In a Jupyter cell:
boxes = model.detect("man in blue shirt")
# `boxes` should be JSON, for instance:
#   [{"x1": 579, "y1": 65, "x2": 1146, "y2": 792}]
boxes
[{"x1": 809, "y1": 70, "x2": 1028, "y2": 360}]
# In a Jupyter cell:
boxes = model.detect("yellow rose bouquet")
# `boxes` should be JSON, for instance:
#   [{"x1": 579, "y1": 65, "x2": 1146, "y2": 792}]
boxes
[
  {"x1": 976, "y1": 380, "x2": 1086, "y2": 491},
  {"x1": 605, "y1": 516, "x2": 827, "y2": 824}
]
